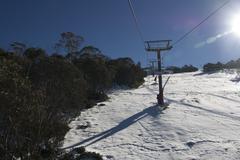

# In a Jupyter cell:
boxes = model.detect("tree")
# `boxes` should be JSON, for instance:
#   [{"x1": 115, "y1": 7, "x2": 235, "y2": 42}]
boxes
[
  {"x1": 23, "y1": 48, "x2": 46, "y2": 61},
  {"x1": 55, "y1": 32, "x2": 84, "y2": 57},
  {"x1": 137, "y1": 61, "x2": 141, "y2": 68},
  {"x1": 165, "y1": 65, "x2": 198, "y2": 73},
  {"x1": 10, "y1": 42, "x2": 26, "y2": 56},
  {"x1": 203, "y1": 62, "x2": 223, "y2": 72},
  {"x1": 80, "y1": 45, "x2": 101, "y2": 55},
  {"x1": 74, "y1": 53, "x2": 112, "y2": 102},
  {"x1": 51, "y1": 53, "x2": 65, "y2": 59},
  {"x1": 225, "y1": 59, "x2": 240, "y2": 69},
  {"x1": 108, "y1": 58, "x2": 145, "y2": 88},
  {"x1": 0, "y1": 58, "x2": 69, "y2": 159},
  {"x1": 29, "y1": 57, "x2": 88, "y2": 111},
  {"x1": 0, "y1": 48, "x2": 7, "y2": 57},
  {"x1": 181, "y1": 65, "x2": 198, "y2": 72}
]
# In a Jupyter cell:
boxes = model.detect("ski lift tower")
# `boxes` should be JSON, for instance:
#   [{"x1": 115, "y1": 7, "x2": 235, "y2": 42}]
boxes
[
  {"x1": 145, "y1": 40, "x2": 172, "y2": 105},
  {"x1": 149, "y1": 59, "x2": 157, "y2": 76}
]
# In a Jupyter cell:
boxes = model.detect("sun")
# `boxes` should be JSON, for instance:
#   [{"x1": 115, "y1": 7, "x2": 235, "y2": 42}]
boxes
[{"x1": 231, "y1": 14, "x2": 240, "y2": 37}]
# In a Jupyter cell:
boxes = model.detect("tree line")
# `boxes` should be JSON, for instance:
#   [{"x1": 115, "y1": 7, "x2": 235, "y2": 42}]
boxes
[
  {"x1": 203, "y1": 58, "x2": 240, "y2": 72},
  {"x1": 0, "y1": 32, "x2": 146, "y2": 159},
  {"x1": 165, "y1": 65, "x2": 198, "y2": 73}
]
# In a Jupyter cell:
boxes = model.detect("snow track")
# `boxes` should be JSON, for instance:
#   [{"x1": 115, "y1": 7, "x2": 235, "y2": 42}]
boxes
[{"x1": 63, "y1": 71, "x2": 240, "y2": 160}]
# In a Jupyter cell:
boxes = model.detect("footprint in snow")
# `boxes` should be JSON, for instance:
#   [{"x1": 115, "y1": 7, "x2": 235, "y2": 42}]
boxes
[
  {"x1": 162, "y1": 148, "x2": 171, "y2": 152},
  {"x1": 192, "y1": 98, "x2": 200, "y2": 103},
  {"x1": 98, "y1": 103, "x2": 106, "y2": 106},
  {"x1": 186, "y1": 141, "x2": 195, "y2": 148},
  {"x1": 76, "y1": 122, "x2": 91, "y2": 129},
  {"x1": 105, "y1": 155, "x2": 115, "y2": 159}
]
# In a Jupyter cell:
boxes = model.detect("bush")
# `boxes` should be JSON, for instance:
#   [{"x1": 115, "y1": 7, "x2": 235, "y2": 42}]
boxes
[
  {"x1": 0, "y1": 58, "x2": 69, "y2": 159},
  {"x1": 108, "y1": 58, "x2": 145, "y2": 88},
  {"x1": 59, "y1": 147, "x2": 103, "y2": 160},
  {"x1": 78, "y1": 152, "x2": 103, "y2": 160},
  {"x1": 203, "y1": 62, "x2": 223, "y2": 72},
  {"x1": 203, "y1": 58, "x2": 240, "y2": 73},
  {"x1": 165, "y1": 66, "x2": 182, "y2": 73},
  {"x1": 0, "y1": 48, "x2": 7, "y2": 57},
  {"x1": 165, "y1": 65, "x2": 198, "y2": 73},
  {"x1": 0, "y1": 45, "x2": 146, "y2": 159},
  {"x1": 29, "y1": 57, "x2": 88, "y2": 113},
  {"x1": 23, "y1": 47, "x2": 46, "y2": 61},
  {"x1": 74, "y1": 53, "x2": 113, "y2": 93},
  {"x1": 73, "y1": 53, "x2": 113, "y2": 106},
  {"x1": 181, "y1": 65, "x2": 198, "y2": 72}
]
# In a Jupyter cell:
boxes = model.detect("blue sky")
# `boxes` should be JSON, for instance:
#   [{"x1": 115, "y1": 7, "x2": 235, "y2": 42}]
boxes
[{"x1": 0, "y1": 0, "x2": 240, "y2": 67}]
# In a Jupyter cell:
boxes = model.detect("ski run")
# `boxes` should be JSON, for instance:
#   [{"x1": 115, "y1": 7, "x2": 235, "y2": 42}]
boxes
[{"x1": 63, "y1": 71, "x2": 240, "y2": 160}]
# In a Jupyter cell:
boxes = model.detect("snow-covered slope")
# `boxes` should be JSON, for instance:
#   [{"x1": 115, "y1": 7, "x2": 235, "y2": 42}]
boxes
[{"x1": 63, "y1": 71, "x2": 240, "y2": 160}]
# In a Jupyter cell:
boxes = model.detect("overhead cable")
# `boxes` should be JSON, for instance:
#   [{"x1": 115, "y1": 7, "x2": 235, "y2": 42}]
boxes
[{"x1": 173, "y1": 0, "x2": 231, "y2": 46}]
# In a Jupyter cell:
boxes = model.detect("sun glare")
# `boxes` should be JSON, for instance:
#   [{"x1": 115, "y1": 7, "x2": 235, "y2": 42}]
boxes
[{"x1": 231, "y1": 14, "x2": 240, "y2": 37}]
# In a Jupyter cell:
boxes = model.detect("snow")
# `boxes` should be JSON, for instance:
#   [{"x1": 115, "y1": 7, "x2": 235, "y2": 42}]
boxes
[{"x1": 62, "y1": 71, "x2": 240, "y2": 160}]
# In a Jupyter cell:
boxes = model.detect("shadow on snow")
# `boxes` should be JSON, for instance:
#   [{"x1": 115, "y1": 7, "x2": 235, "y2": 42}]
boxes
[
  {"x1": 63, "y1": 104, "x2": 162, "y2": 150},
  {"x1": 167, "y1": 98, "x2": 240, "y2": 122}
]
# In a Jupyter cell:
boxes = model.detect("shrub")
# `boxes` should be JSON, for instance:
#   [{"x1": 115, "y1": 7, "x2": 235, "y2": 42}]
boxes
[
  {"x1": 166, "y1": 65, "x2": 198, "y2": 73},
  {"x1": 74, "y1": 53, "x2": 113, "y2": 93},
  {"x1": 58, "y1": 147, "x2": 103, "y2": 160},
  {"x1": 23, "y1": 47, "x2": 46, "y2": 61},
  {"x1": 203, "y1": 62, "x2": 223, "y2": 72},
  {"x1": 203, "y1": 58, "x2": 240, "y2": 73},
  {"x1": 28, "y1": 57, "x2": 88, "y2": 113},
  {"x1": 0, "y1": 58, "x2": 69, "y2": 159},
  {"x1": 73, "y1": 53, "x2": 113, "y2": 105},
  {"x1": 0, "y1": 45, "x2": 146, "y2": 159},
  {"x1": 222, "y1": 59, "x2": 240, "y2": 69},
  {"x1": 78, "y1": 152, "x2": 103, "y2": 160},
  {"x1": 0, "y1": 48, "x2": 7, "y2": 57},
  {"x1": 108, "y1": 58, "x2": 145, "y2": 88}
]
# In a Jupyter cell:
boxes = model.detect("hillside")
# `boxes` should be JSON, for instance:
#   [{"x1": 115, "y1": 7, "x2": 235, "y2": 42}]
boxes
[{"x1": 63, "y1": 71, "x2": 240, "y2": 160}]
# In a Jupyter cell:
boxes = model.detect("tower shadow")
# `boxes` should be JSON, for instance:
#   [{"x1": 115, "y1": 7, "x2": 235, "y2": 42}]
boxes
[
  {"x1": 166, "y1": 98, "x2": 240, "y2": 122},
  {"x1": 63, "y1": 104, "x2": 162, "y2": 149}
]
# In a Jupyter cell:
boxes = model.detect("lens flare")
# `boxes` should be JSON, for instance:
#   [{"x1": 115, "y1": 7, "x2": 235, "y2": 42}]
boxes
[{"x1": 231, "y1": 14, "x2": 240, "y2": 37}]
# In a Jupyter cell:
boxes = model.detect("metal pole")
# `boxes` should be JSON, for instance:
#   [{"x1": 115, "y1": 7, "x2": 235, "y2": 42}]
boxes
[
  {"x1": 144, "y1": 40, "x2": 172, "y2": 105},
  {"x1": 151, "y1": 61, "x2": 155, "y2": 77},
  {"x1": 157, "y1": 50, "x2": 164, "y2": 105}
]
